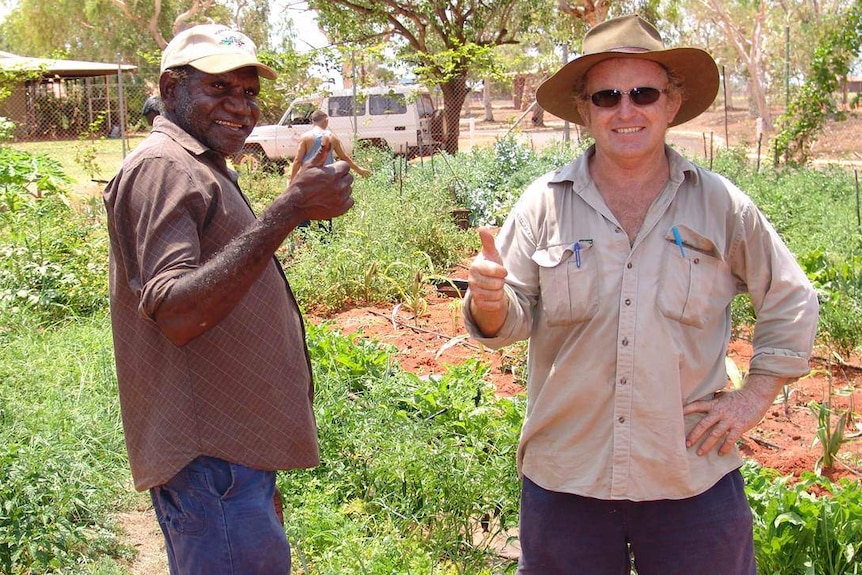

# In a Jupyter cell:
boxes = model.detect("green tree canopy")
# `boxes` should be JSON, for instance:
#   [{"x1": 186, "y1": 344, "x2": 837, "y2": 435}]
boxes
[{"x1": 309, "y1": 0, "x2": 552, "y2": 153}]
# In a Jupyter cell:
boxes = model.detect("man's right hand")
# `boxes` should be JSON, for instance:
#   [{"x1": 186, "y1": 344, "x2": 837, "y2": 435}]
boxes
[
  {"x1": 278, "y1": 135, "x2": 355, "y2": 224},
  {"x1": 468, "y1": 227, "x2": 509, "y2": 336}
]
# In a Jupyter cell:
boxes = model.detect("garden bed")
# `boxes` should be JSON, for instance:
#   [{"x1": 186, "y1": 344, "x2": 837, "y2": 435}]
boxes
[{"x1": 310, "y1": 270, "x2": 862, "y2": 485}]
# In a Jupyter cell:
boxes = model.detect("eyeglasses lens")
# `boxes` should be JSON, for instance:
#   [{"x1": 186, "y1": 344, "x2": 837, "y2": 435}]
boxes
[{"x1": 590, "y1": 87, "x2": 663, "y2": 108}]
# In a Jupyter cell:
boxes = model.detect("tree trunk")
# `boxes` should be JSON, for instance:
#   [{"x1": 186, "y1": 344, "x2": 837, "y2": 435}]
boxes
[
  {"x1": 440, "y1": 74, "x2": 468, "y2": 155},
  {"x1": 483, "y1": 79, "x2": 495, "y2": 122},
  {"x1": 513, "y1": 75, "x2": 526, "y2": 109},
  {"x1": 532, "y1": 104, "x2": 545, "y2": 127}
]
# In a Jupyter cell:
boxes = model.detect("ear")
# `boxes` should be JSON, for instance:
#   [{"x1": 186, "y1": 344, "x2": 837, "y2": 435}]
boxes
[
  {"x1": 576, "y1": 99, "x2": 592, "y2": 128},
  {"x1": 666, "y1": 90, "x2": 683, "y2": 125},
  {"x1": 158, "y1": 72, "x2": 177, "y2": 111}
]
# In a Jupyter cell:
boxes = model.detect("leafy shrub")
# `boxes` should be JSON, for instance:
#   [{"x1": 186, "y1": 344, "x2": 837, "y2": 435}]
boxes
[
  {"x1": 744, "y1": 462, "x2": 862, "y2": 575},
  {"x1": 798, "y1": 250, "x2": 862, "y2": 359},
  {"x1": 262, "y1": 146, "x2": 477, "y2": 311},
  {"x1": 0, "y1": 148, "x2": 108, "y2": 330},
  {"x1": 435, "y1": 136, "x2": 587, "y2": 227},
  {"x1": 281, "y1": 322, "x2": 524, "y2": 574}
]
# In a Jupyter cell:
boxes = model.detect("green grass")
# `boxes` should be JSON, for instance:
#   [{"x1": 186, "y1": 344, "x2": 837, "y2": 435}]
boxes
[
  {"x1": 0, "y1": 313, "x2": 135, "y2": 574},
  {"x1": 7, "y1": 135, "x2": 147, "y2": 196}
]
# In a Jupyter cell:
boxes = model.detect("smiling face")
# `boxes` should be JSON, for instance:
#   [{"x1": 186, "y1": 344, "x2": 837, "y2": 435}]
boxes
[
  {"x1": 160, "y1": 66, "x2": 261, "y2": 157},
  {"x1": 580, "y1": 58, "x2": 682, "y2": 164}
]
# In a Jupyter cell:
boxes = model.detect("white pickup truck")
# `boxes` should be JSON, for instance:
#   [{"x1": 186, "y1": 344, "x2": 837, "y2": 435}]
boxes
[{"x1": 234, "y1": 85, "x2": 442, "y2": 169}]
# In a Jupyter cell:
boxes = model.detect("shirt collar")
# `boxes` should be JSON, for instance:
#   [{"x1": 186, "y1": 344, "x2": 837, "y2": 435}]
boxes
[
  {"x1": 151, "y1": 115, "x2": 236, "y2": 179},
  {"x1": 548, "y1": 144, "x2": 702, "y2": 191}
]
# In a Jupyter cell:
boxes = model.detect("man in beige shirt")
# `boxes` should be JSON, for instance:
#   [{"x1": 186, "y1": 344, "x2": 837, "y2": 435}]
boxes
[{"x1": 464, "y1": 15, "x2": 818, "y2": 575}]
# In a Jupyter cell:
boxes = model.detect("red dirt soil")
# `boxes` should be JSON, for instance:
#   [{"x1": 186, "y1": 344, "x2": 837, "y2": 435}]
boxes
[{"x1": 308, "y1": 261, "x2": 862, "y2": 486}]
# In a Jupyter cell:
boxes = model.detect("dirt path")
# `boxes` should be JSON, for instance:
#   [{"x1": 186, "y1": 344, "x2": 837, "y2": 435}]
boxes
[{"x1": 116, "y1": 508, "x2": 168, "y2": 575}]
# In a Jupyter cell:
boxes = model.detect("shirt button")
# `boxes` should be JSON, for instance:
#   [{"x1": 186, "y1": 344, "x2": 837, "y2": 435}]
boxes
[
  {"x1": 618, "y1": 416, "x2": 626, "y2": 424},
  {"x1": 620, "y1": 377, "x2": 627, "y2": 385},
  {"x1": 626, "y1": 262, "x2": 633, "y2": 269},
  {"x1": 624, "y1": 298, "x2": 631, "y2": 306},
  {"x1": 621, "y1": 337, "x2": 629, "y2": 346},
  {"x1": 694, "y1": 258, "x2": 700, "y2": 264}
]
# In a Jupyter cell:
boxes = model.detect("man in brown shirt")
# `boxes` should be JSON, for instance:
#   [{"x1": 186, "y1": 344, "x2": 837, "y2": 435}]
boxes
[{"x1": 103, "y1": 24, "x2": 354, "y2": 574}]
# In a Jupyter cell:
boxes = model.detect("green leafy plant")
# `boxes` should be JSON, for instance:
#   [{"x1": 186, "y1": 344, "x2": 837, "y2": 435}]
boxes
[
  {"x1": 0, "y1": 147, "x2": 107, "y2": 328},
  {"x1": 282, "y1": 323, "x2": 524, "y2": 574},
  {"x1": 771, "y1": 2, "x2": 862, "y2": 165},
  {"x1": 744, "y1": 462, "x2": 862, "y2": 575},
  {"x1": 809, "y1": 400, "x2": 848, "y2": 475},
  {"x1": 73, "y1": 111, "x2": 110, "y2": 181}
]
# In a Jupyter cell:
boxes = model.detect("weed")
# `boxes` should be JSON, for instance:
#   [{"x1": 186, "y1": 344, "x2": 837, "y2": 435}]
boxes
[{"x1": 809, "y1": 400, "x2": 848, "y2": 475}]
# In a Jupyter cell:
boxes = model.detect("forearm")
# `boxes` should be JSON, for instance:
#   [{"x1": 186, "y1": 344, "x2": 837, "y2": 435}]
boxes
[
  {"x1": 155, "y1": 198, "x2": 303, "y2": 346},
  {"x1": 289, "y1": 157, "x2": 302, "y2": 181},
  {"x1": 344, "y1": 158, "x2": 365, "y2": 172},
  {"x1": 739, "y1": 373, "x2": 791, "y2": 422}
]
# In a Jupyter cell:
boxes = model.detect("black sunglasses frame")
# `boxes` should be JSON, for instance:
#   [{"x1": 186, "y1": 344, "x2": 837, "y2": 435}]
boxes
[{"x1": 589, "y1": 87, "x2": 667, "y2": 108}]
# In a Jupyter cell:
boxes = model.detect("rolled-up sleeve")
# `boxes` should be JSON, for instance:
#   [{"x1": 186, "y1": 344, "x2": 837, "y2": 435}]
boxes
[{"x1": 733, "y1": 201, "x2": 819, "y2": 378}]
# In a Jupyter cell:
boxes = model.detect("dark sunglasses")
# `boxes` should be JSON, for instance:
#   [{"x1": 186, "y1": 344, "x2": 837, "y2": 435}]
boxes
[{"x1": 590, "y1": 87, "x2": 667, "y2": 108}]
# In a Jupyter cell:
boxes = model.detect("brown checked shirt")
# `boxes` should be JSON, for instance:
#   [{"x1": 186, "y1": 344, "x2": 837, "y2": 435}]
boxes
[
  {"x1": 464, "y1": 145, "x2": 818, "y2": 501},
  {"x1": 103, "y1": 117, "x2": 319, "y2": 491}
]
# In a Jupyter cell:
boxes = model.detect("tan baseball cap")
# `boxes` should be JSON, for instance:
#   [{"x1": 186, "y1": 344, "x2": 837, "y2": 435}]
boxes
[{"x1": 161, "y1": 24, "x2": 277, "y2": 80}]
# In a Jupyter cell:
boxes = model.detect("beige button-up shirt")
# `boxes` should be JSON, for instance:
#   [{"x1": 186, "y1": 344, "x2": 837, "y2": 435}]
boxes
[{"x1": 464, "y1": 145, "x2": 818, "y2": 501}]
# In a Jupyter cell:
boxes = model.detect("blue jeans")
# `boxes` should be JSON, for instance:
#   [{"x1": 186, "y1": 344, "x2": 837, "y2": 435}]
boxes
[
  {"x1": 517, "y1": 470, "x2": 756, "y2": 575},
  {"x1": 150, "y1": 456, "x2": 291, "y2": 575}
]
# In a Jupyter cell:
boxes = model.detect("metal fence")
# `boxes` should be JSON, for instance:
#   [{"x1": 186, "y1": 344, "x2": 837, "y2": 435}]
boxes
[
  {"x1": 1, "y1": 73, "x2": 156, "y2": 143},
  {"x1": 2, "y1": 67, "x2": 860, "y2": 172}
]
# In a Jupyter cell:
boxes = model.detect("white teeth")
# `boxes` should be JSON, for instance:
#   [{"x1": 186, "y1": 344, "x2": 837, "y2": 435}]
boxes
[
  {"x1": 616, "y1": 127, "x2": 640, "y2": 134},
  {"x1": 216, "y1": 120, "x2": 243, "y2": 128}
]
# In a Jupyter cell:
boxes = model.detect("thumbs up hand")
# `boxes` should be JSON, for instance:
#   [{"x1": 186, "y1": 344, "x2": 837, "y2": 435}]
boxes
[
  {"x1": 477, "y1": 226, "x2": 504, "y2": 266},
  {"x1": 280, "y1": 135, "x2": 354, "y2": 225},
  {"x1": 467, "y1": 227, "x2": 509, "y2": 336}
]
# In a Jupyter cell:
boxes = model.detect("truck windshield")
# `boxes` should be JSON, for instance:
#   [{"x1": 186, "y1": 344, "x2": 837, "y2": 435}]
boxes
[
  {"x1": 369, "y1": 93, "x2": 407, "y2": 115},
  {"x1": 415, "y1": 94, "x2": 436, "y2": 118},
  {"x1": 282, "y1": 102, "x2": 315, "y2": 126}
]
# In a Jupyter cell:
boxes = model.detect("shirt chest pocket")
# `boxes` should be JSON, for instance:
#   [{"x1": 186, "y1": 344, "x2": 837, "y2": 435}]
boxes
[
  {"x1": 532, "y1": 242, "x2": 599, "y2": 327},
  {"x1": 657, "y1": 229, "x2": 734, "y2": 328}
]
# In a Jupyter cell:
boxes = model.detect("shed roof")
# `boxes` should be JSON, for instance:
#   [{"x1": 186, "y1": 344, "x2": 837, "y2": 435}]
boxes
[{"x1": 0, "y1": 51, "x2": 136, "y2": 78}]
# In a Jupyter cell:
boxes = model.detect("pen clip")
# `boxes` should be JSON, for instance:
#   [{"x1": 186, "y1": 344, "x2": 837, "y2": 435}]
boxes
[{"x1": 573, "y1": 241, "x2": 582, "y2": 268}]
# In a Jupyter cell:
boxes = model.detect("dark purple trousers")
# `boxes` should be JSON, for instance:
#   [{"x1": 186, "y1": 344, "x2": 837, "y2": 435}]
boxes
[{"x1": 517, "y1": 470, "x2": 757, "y2": 575}]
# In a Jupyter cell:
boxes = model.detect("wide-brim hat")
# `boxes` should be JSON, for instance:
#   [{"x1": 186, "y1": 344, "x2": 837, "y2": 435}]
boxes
[
  {"x1": 161, "y1": 24, "x2": 277, "y2": 81},
  {"x1": 536, "y1": 14, "x2": 718, "y2": 127}
]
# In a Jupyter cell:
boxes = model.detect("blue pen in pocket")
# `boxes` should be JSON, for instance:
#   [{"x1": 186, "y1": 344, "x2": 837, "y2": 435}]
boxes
[
  {"x1": 573, "y1": 241, "x2": 582, "y2": 268},
  {"x1": 672, "y1": 226, "x2": 686, "y2": 258}
]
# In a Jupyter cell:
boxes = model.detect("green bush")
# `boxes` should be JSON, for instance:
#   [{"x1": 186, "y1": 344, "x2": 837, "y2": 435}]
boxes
[
  {"x1": 745, "y1": 461, "x2": 862, "y2": 575},
  {"x1": 266, "y1": 146, "x2": 477, "y2": 311},
  {"x1": 0, "y1": 148, "x2": 108, "y2": 331},
  {"x1": 429, "y1": 136, "x2": 587, "y2": 227},
  {"x1": 280, "y1": 322, "x2": 524, "y2": 574}
]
